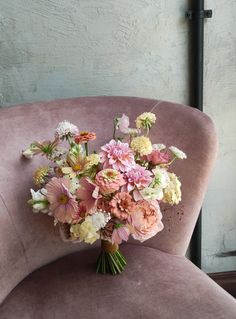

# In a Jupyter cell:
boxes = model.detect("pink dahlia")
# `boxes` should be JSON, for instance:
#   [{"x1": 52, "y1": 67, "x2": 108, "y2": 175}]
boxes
[
  {"x1": 76, "y1": 178, "x2": 99, "y2": 213},
  {"x1": 110, "y1": 192, "x2": 136, "y2": 221},
  {"x1": 123, "y1": 164, "x2": 152, "y2": 192},
  {"x1": 99, "y1": 140, "x2": 135, "y2": 172},
  {"x1": 146, "y1": 150, "x2": 170, "y2": 165},
  {"x1": 95, "y1": 168, "x2": 126, "y2": 195},
  {"x1": 128, "y1": 200, "x2": 163, "y2": 242},
  {"x1": 112, "y1": 225, "x2": 130, "y2": 245},
  {"x1": 46, "y1": 177, "x2": 78, "y2": 223}
]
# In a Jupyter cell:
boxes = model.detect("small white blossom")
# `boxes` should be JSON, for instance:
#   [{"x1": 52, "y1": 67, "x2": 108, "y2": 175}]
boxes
[
  {"x1": 55, "y1": 121, "x2": 79, "y2": 139},
  {"x1": 140, "y1": 186, "x2": 164, "y2": 201},
  {"x1": 91, "y1": 211, "x2": 111, "y2": 231},
  {"x1": 152, "y1": 144, "x2": 166, "y2": 151},
  {"x1": 169, "y1": 146, "x2": 187, "y2": 159},
  {"x1": 152, "y1": 167, "x2": 170, "y2": 189},
  {"x1": 29, "y1": 188, "x2": 49, "y2": 213},
  {"x1": 22, "y1": 148, "x2": 34, "y2": 159}
]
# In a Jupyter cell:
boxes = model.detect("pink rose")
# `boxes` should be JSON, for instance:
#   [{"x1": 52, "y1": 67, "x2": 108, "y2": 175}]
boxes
[
  {"x1": 146, "y1": 150, "x2": 170, "y2": 165},
  {"x1": 129, "y1": 200, "x2": 163, "y2": 242}
]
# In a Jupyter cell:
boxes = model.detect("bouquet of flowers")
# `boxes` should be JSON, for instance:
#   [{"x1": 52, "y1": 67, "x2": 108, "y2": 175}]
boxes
[{"x1": 23, "y1": 112, "x2": 186, "y2": 275}]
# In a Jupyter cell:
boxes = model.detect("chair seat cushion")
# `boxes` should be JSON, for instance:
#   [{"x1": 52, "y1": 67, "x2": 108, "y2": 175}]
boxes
[{"x1": 0, "y1": 245, "x2": 235, "y2": 319}]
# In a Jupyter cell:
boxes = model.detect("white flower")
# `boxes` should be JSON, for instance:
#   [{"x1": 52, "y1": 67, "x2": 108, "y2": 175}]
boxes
[
  {"x1": 22, "y1": 148, "x2": 34, "y2": 159},
  {"x1": 55, "y1": 121, "x2": 79, "y2": 139},
  {"x1": 169, "y1": 146, "x2": 187, "y2": 159},
  {"x1": 140, "y1": 186, "x2": 164, "y2": 201},
  {"x1": 91, "y1": 211, "x2": 111, "y2": 231},
  {"x1": 29, "y1": 188, "x2": 49, "y2": 213},
  {"x1": 140, "y1": 167, "x2": 169, "y2": 201},
  {"x1": 152, "y1": 167, "x2": 170, "y2": 189},
  {"x1": 152, "y1": 144, "x2": 166, "y2": 151}
]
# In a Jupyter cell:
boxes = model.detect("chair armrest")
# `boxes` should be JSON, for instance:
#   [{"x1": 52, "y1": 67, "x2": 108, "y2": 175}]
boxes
[{"x1": 0, "y1": 194, "x2": 29, "y2": 304}]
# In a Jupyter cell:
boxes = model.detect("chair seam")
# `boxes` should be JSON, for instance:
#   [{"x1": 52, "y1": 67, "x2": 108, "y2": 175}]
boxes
[{"x1": 0, "y1": 192, "x2": 30, "y2": 272}]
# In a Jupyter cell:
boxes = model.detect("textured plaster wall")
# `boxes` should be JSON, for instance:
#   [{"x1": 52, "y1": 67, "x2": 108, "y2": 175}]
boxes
[
  {"x1": 0, "y1": 0, "x2": 235, "y2": 272},
  {"x1": 0, "y1": 0, "x2": 188, "y2": 106},
  {"x1": 202, "y1": 0, "x2": 236, "y2": 273}
]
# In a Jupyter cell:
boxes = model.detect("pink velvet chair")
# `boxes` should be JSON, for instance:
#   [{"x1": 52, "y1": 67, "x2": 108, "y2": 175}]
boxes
[{"x1": 0, "y1": 96, "x2": 235, "y2": 318}]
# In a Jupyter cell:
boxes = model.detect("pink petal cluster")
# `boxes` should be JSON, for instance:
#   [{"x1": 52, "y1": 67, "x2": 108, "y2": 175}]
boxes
[
  {"x1": 146, "y1": 150, "x2": 170, "y2": 165},
  {"x1": 118, "y1": 114, "x2": 130, "y2": 134},
  {"x1": 100, "y1": 140, "x2": 135, "y2": 172},
  {"x1": 129, "y1": 200, "x2": 163, "y2": 242},
  {"x1": 95, "y1": 169, "x2": 126, "y2": 195},
  {"x1": 110, "y1": 192, "x2": 136, "y2": 221},
  {"x1": 112, "y1": 226, "x2": 130, "y2": 245},
  {"x1": 76, "y1": 178, "x2": 100, "y2": 213},
  {"x1": 72, "y1": 202, "x2": 87, "y2": 223},
  {"x1": 123, "y1": 164, "x2": 152, "y2": 192},
  {"x1": 46, "y1": 177, "x2": 78, "y2": 223}
]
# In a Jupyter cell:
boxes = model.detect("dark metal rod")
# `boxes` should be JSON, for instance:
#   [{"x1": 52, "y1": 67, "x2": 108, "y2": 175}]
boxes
[
  {"x1": 194, "y1": 0, "x2": 204, "y2": 111},
  {"x1": 188, "y1": 0, "x2": 210, "y2": 268},
  {"x1": 190, "y1": 0, "x2": 204, "y2": 269}
]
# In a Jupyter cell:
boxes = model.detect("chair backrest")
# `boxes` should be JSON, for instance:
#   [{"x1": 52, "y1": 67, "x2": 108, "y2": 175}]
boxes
[{"x1": 0, "y1": 96, "x2": 218, "y2": 303}]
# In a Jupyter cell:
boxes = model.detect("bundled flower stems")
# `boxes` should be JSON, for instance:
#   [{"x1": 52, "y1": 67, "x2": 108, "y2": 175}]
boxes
[{"x1": 23, "y1": 111, "x2": 186, "y2": 275}]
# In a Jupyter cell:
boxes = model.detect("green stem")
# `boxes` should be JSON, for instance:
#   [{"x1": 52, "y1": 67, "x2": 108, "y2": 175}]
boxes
[
  {"x1": 96, "y1": 249, "x2": 127, "y2": 275},
  {"x1": 113, "y1": 122, "x2": 117, "y2": 141},
  {"x1": 161, "y1": 156, "x2": 177, "y2": 167},
  {"x1": 85, "y1": 143, "x2": 89, "y2": 156}
]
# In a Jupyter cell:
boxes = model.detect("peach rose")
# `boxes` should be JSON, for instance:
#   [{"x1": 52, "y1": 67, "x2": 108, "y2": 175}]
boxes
[{"x1": 129, "y1": 200, "x2": 163, "y2": 242}]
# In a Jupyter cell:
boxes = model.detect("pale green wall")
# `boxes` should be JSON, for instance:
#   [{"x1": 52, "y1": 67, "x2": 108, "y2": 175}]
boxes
[
  {"x1": 202, "y1": 0, "x2": 236, "y2": 273},
  {"x1": 0, "y1": 0, "x2": 235, "y2": 273},
  {"x1": 0, "y1": 0, "x2": 188, "y2": 105}
]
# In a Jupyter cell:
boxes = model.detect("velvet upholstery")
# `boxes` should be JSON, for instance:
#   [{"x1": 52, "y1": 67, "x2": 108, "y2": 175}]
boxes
[
  {"x1": 1, "y1": 245, "x2": 236, "y2": 319},
  {"x1": 1, "y1": 96, "x2": 234, "y2": 318}
]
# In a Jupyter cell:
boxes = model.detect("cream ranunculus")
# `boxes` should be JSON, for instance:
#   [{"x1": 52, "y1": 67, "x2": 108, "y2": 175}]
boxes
[
  {"x1": 140, "y1": 186, "x2": 164, "y2": 201},
  {"x1": 70, "y1": 217, "x2": 99, "y2": 244},
  {"x1": 163, "y1": 172, "x2": 182, "y2": 205},
  {"x1": 151, "y1": 167, "x2": 170, "y2": 189},
  {"x1": 140, "y1": 167, "x2": 170, "y2": 201}
]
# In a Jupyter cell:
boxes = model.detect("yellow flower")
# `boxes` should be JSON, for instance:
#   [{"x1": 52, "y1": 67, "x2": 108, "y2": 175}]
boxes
[
  {"x1": 33, "y1": 166, "x2": 51, "y2": 186},
  {"x1": 70, "y1": 217, "x2": 99, "y2": 244},
  {"x1": 135, "y1": 112, "x2": 156, "y2": 130},
  {"x1": 85, "y1": 154, "x2": 100, "y2": 170},
  {"x1": 131, "y1": 136, "x2": 152, "y2": 156},
  {"x1": 163, "y1": 173, "x2": 181, "y2": 205}
]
